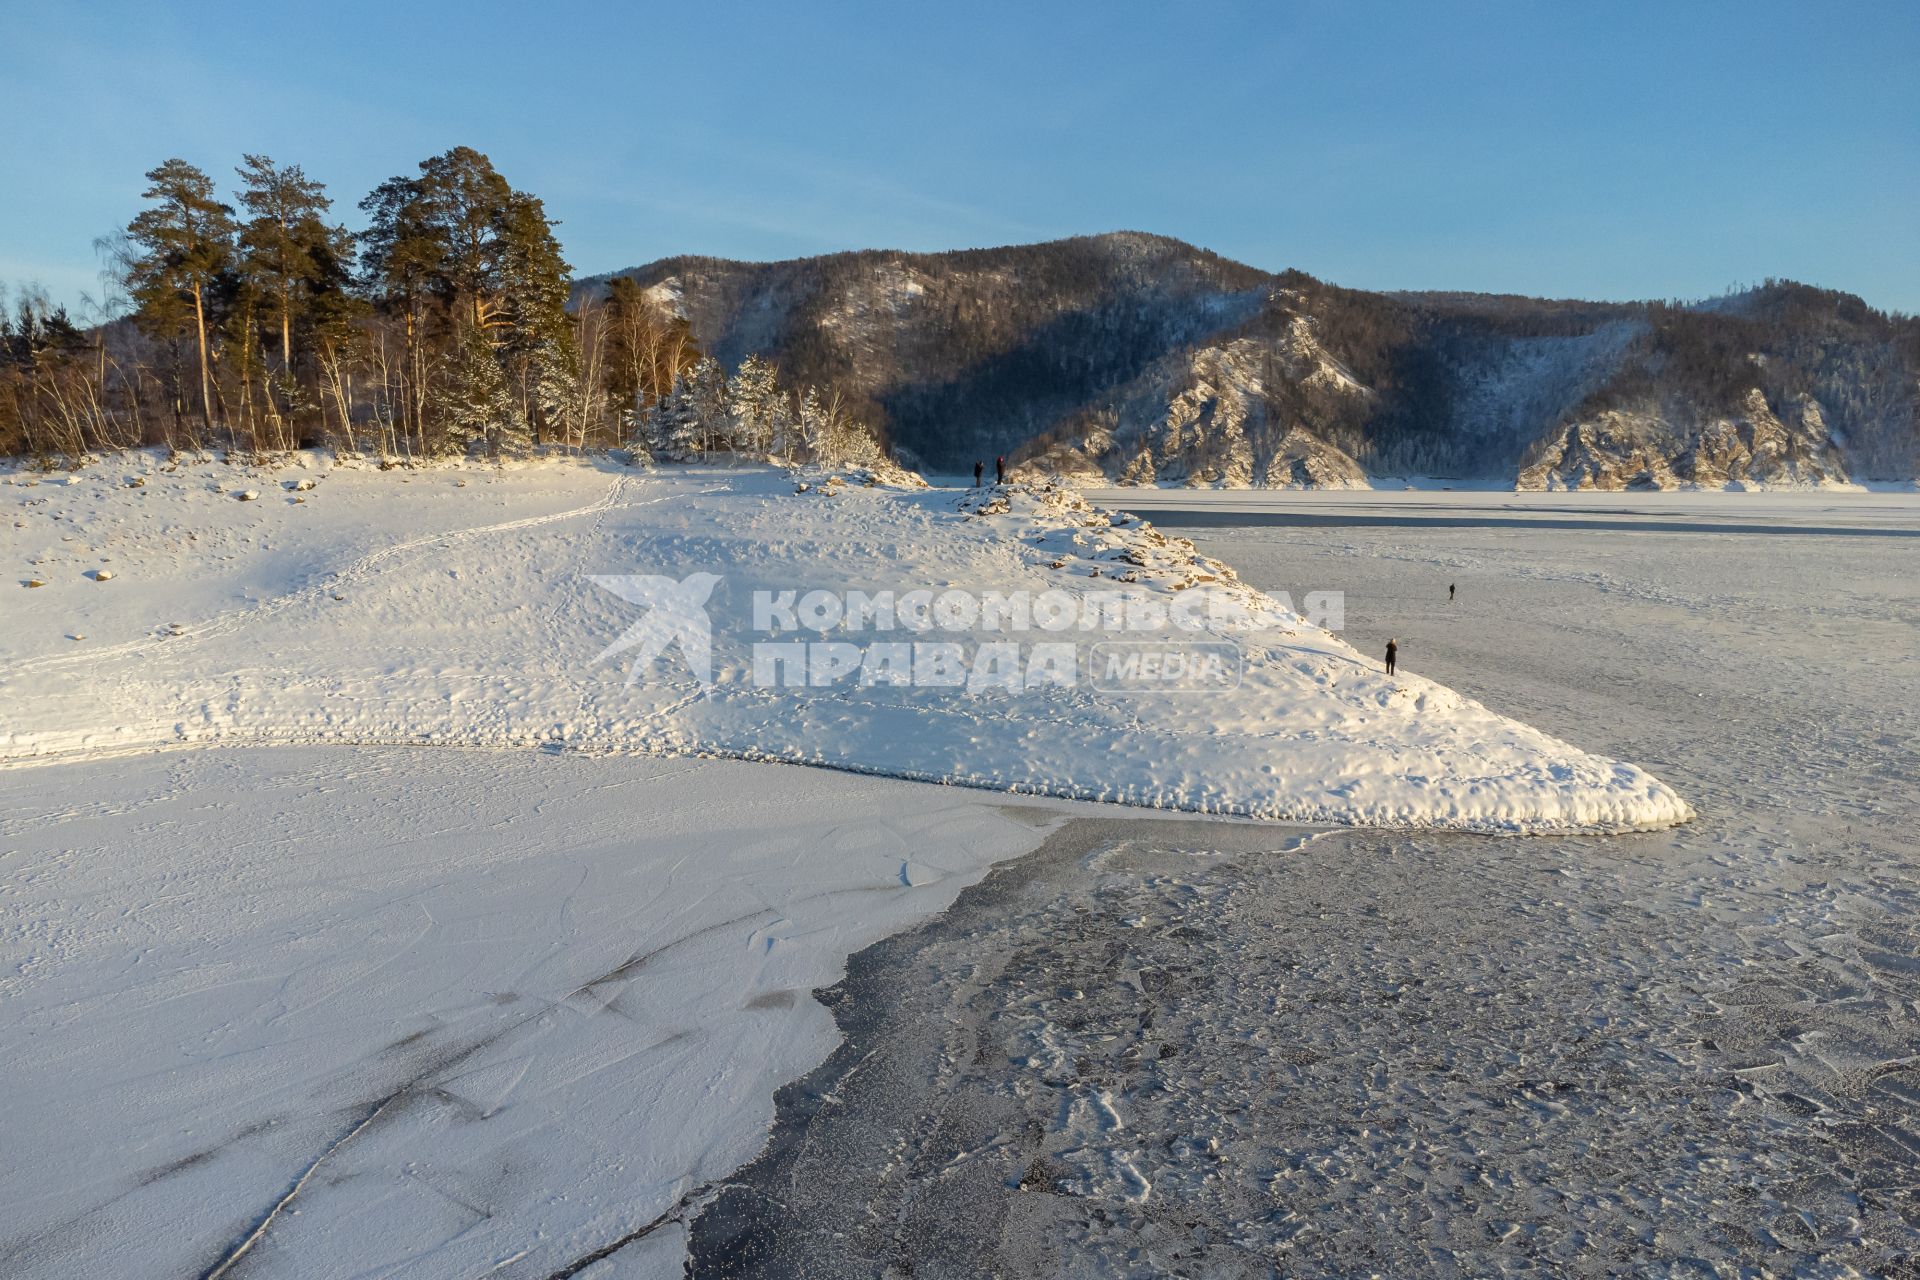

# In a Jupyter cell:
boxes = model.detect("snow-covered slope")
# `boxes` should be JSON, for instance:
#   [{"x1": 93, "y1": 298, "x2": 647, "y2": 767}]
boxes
[
  {"x1": 1, "y1": 454, "x2": 1690, "y2": 831},
  {"x1": 586, "y1": 236, "x2": 1920, "y2": 486}
]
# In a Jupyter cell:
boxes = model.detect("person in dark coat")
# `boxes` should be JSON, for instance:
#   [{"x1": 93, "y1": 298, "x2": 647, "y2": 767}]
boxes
[
  {"x1": 995, "y1": 455, "x2": 1005, "y2": 484},
  {"x1": 1385, "y1": 638, "x2": 1398, "y2": 676},
  {"x1": 974, "y1": 460, "x2": 984, "y2": 487},
  {"x1": 1448, "y1": 583, "x2": 1455, "y2": 602}
]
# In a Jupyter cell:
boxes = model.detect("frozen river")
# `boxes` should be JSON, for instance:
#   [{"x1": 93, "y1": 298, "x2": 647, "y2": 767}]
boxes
[
  {"x1": 4, "y1": 487, "x2": 1916, "y2": 1277},
  {"x1": 689, "y1": 492, "x2": 1920, "y2": 1277}
]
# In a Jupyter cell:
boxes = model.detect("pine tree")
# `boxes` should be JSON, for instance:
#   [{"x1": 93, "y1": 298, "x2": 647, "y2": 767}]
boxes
[
  {"x1": 727, "y1": 354, "x2": 781, "y2": 455},
  {"x1": 645, "y1": 372, "x2": 703, "y2": 460},
  {"x1": 358, "y1": 174, "x2": 442, "y2": 452},
  {"x1": 125, "y1": 159, "x2": 238, "y2": 431},
  {"x1": 218, "y1": 265, "x2": 268, "y2": 449},
  {"x1": 236, "y1": 155, "x2": 339, "y2": 439},
  {"x1": 358, "y1": 148, "x2": 579, "y2": 456},
  {"x1": 495, "y1": 191, "x2": 577, "y2": 445},
  {"x1": 412, "y1": 147, "x2": 515, "y2": 333},
  {"x1": 306, "y1": 221, "x2": 366, "y2": 452},
  {"x1": 440, "y1": 323, "x2": 523, "y2": 455},
  {"x1": 683, "y1": 356, "x2": 728, "y2": 454}
]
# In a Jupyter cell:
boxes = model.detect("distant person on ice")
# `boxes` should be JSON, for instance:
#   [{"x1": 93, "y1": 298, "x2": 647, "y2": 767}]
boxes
[
  {"x1": 974, "y1": 460, "x2": 983, "y2": 487},
  {"x1": 1449, "y1": 583, "x2": 1456, "y2": 602},
  {"x1": 1385, "y1": 638, "x2": 1398, "y2": 676},
  {"x1": 995, "y1": 455, "x2": 1005, "y2": 484}
]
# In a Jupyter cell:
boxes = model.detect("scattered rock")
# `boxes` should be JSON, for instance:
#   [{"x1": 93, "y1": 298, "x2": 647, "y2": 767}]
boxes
[
  {"x1": 236, "y1": 489, "x2": 260, "y2": 502},
  {"x1": 92, "y1": 569, "x2": 115, "y2": 582},
  {"x1": 126, "y1": 477, "x2": 146, "y2": 488},
  {"x1": 24, "y1": 579, "x2": 45, "y2": 588}
]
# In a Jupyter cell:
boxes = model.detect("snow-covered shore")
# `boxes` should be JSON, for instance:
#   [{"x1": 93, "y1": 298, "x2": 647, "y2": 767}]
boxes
[
  {"x1": 1, "y1": 454, "x2": 1688, "y2": 832},
  {"x1": 0, "y1": 747, "x2": 1061, "y2": 1278}
]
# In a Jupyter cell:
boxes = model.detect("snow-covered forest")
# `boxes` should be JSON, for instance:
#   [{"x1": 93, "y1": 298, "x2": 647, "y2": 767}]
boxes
[{"x1": 0, "y1": 149, "x2": 888, "y2": 468}]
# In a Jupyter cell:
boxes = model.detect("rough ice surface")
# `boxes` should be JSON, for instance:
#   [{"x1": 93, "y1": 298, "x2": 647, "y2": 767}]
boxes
[
  {"x1": 0, "y1": 455, "x2": 1687, "y2": 832},
  {"x1": 691, "y1": 492, "x2": 1920, "y2": 1278}
]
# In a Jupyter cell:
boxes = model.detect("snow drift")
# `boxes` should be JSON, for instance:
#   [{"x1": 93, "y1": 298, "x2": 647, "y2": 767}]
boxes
[{"x1": 0, "y1": 454, "x2": 1691, "y2": 832}]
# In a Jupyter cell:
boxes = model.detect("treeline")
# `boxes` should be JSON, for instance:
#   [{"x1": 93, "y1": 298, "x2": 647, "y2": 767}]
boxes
[
  {"x1": 1568, "y1": 284, "x2": 1920, "y2": 444},
  {"x1": 0, "y1": 147, "x2": 887, "y2": 468},
  {"x1": 590, "y1": 232, "x2": 1272, "y2": 468}
]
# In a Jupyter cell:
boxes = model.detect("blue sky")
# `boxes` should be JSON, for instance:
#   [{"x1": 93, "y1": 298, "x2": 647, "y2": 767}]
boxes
[{"x1": 6, "y1": 0, "x2": 1917, "y2": 314}]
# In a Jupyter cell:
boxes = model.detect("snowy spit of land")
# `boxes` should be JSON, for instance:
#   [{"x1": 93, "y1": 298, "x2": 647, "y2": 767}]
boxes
[{"x1": 1, "y1": 454, "x2": 1686, "y2": 832}]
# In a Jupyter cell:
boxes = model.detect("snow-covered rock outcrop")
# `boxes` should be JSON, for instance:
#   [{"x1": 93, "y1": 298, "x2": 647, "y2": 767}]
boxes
[
  {"x1": 1027, "y1": 313, "x2": 1374, "y2": 490},
  {"x1": 1519, "y1": 389, "x2": 1852, "y2": 491}
]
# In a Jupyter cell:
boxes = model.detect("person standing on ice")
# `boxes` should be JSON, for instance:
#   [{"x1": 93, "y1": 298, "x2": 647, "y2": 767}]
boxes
[
  {"x1": 995, "y1": 455, "x2": 1005, "y2": 484},
  {"x1": 1449, "y1": 583, "x2": 1456, "y2": 602},
  {"x1": 1385, "y1": 638, "x2": 1398, "y2": 676},
  {"x1": 974, "y1": 460, "x2": 984, "y2": 487}
]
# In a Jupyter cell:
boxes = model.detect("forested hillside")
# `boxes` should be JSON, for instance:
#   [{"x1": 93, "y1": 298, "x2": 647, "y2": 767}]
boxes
[{"x1": 585, "y1": 237, "x2": 1919, "y2": 488}]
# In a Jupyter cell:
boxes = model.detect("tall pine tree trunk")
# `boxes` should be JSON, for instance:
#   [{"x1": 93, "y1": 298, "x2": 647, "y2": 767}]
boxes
[
  {"x1": 192, "y1": 283, "x2": 214, "y2": 431},
  {"x1": 281, "y1": 284, "x2": 294, "y2": 449}
]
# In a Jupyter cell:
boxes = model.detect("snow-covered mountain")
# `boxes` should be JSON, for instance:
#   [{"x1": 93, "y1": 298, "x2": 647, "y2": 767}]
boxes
[{"x1": 580, "y1": 236, "x2": 1919, "y2": 489}]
